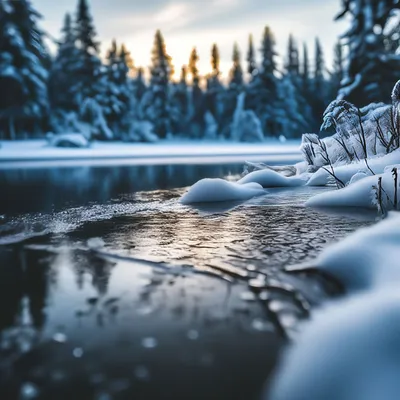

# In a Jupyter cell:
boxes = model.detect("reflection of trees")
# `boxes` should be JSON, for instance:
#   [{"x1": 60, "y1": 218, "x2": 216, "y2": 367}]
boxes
[
  {"x1": 0, "y1": 248, "x2": 51, "y2": 333},
  {"x1": 0, "y1": 163, "x2": 244, "y2": 214},
  {"x1": 72, "y1": 251, "x2": 114, "y2": 297}
]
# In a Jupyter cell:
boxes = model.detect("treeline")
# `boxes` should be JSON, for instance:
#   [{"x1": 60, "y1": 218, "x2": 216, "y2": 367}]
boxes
[{"x1": 1, "y1": 0, "x2": 399, "y2": 142}]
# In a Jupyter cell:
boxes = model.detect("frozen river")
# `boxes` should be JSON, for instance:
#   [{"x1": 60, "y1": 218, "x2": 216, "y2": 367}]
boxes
[{"x1": 0, "y1": 160, "x2": 373, "y2": 399}]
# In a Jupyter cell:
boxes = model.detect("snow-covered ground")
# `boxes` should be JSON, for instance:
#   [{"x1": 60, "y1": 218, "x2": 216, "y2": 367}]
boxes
[{"x1": 0, "y1": 140, "x2": 301, "y2": 168}]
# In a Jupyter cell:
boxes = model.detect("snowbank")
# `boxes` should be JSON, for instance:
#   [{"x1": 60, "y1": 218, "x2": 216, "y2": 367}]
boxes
[
  {"x1": 46, "y1": 133, "x2": 90, "y2": 148},
  {"x1": 307, "y1": 149, "x2": 400, "y2": 186},
  {"x1": 313, "y1": 213, "x2": 400, "y2": 292},
  {"x1": 180, "y1": 179, "x2": 266, "y2": 204},
  {"x1": 306, "y1": 168, "x2": 399, "y2": 210},
  {"x1": 238, "y1": 169, "x2": 308, "y2": 188},
  {"x1": 268, "y1": 289, "x2": 400, "y2": 400}
]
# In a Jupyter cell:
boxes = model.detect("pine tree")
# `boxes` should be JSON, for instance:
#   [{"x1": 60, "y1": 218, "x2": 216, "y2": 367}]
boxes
[
  {"x1": 49, "y1": 13, "x2": 79, "y2": 113},
  {"x1": 285, "y1": 34, "x2": 300, "y2": 76},
  {"x1": 246, "y1": 26, "x2": 280, "y2": 137},
  {"x1": 336, "y1": 0, "x2": 400, "y2": 105},
  {"x1": 330, "y1": 40, "x2": 344, "y2": 97},
  {"x1": 146, "y1": 30, "x2": 173, "y2": 138},
  {"x1": 211, "y1": 43, "x2": 220, "y2": 78},
  {"x1": 311, "y1": 37, "x2": 328, "y2": 128},
  {"x1": 74, "y1": 0, "x2": 101, "y2": 101},
  {"x1": 301, "y1": 43, "x2": 310, "y2": 92},
  {"x1": 134, "y1": 67, "x2": 146, "y2": 102},
  {"x1": 229, "y1": 43, "x2": 244, "y2": 88},
  {"x1": 280, "y1": 35, "x2": 313, "y2": 138},
  {"x1": 188, "y1": 47, "x2": 200, "y2": 85},
  {"x1": 247, "y1": 34, "x2": 257, "y2": 78},
  {"x1": 170, "y1": 66, "x2": 189, "y2": 135},
  {"x1": 0, "y1": 0, "x2": 49, "y2": 138},
  {"x1": 188, "y1": 47, "x2": 205, "y2": 138}
]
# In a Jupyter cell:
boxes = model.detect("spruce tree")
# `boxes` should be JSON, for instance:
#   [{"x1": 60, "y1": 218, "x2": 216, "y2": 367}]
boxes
[
  {"x1": 330, "y1": 40, "x2": 344, "y2": 97},
  {"x1": 247, "y1": 34, "x2": 257, "y2": 78},
  {"x1": 336, "y1": 0, "x2": 400, "y2": 105},
  {"x1": 229, "y1": 43, "x2": 244, "y2": 89},
  {"x1": 146, "y1": 30, "x2": 173, "y2": 138},
  {"x1": 246, "y1": 26, "x2": 279, "y2": 137},
  {"x1": 301, "y1": 43, "x2": 310, "y2": 92},
  {"x1": 188, "y1": 47, "x2": 205, "y2": 138},
  {"x1": 170, "y1": 66, "x2": 189, "y2": 135},
  {"x1": 0, "y1": 0, "x2": 49, "y2": 137},
  {"x1": 211, "y1": 43, "x2": 220, "y2": 78},
  {"x1": 311, "y1": 37, "x2": 328, "y2": 128},
  {"x1": 285, "y1": 34, "x2": 300, "y2": 76},
  {"x1": 74, "y1": 0, "x2": 101, "y2": 100},
  {"x1": 49, "y1": 13, "x2": 79, "y2": 113}
]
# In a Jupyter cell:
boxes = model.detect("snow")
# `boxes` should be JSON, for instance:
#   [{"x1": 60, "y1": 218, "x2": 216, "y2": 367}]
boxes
[
  {"x1": 180, "y1": 179, "x2": 266, "y2": 204},
  {"x1": 307, "y1": 149, "x2": 400, "y2": 186},
  {"x1": 312, "y1": 213, "x2": 400, "y2": 291},
  {"x1": 306, "y1": 168, "x2": 399, "y2": 210},
  {"x1": 46, "y1": 133, "x2": 90, "y2": 148},
  {"x1": 268, "y1": 288, "x2": 400, "y2": 400},
  {"x1": 238, "y1": 169, "x2": 307, "y2": 188},
  {"x1": 0, "y1": 140, "x2": 301, "y2": 167}
]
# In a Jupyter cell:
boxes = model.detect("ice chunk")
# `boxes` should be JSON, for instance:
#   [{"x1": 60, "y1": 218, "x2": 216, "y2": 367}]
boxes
[
  {"x1": 180, "y1": 179, "x2": 265, "y2": 205},
  {"x1": 238, "y1": 169, "x2": 307, "y2": 188}
]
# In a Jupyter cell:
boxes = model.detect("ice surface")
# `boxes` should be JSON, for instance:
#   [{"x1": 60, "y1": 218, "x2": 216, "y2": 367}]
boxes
[
  {"x1": 238, "y1": 169, "x2": 307, "y2": 188},
  {"x1": 268, "y1": 289, "x2": 400, "y2": 400},
  {"x1": 180, "y1": 179, "x2": 266, "y2": 204}
]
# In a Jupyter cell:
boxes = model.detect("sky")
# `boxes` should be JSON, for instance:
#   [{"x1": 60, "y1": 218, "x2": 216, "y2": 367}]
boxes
[{"x1": 35, "y1": 0, "x2": 347, "y2": 80}]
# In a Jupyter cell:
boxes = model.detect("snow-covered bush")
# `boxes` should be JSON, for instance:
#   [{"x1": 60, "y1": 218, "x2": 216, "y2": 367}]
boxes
[
  {"x1": 46, "y1": 133, "x2": 90, "y2": 148},
  {"x1": 121, "y1": 120, "x2": 158, "y2": 143},
  {"x1": 302, "y1": 80, "x2": 400, "y2": 171},
  {"x1": 79, "y1": 98, "x2": 114, "y2": 140}
]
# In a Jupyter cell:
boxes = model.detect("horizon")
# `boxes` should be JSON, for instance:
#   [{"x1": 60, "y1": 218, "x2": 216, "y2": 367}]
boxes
[{"x1": 37, "y1": 0, "x2": 346, "y2": 80}]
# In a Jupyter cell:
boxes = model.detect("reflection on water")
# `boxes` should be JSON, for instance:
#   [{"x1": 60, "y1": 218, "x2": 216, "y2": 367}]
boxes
[
  {"x1": 0, "y1": 163, "x2": 247, "y2": 215},
  {"x1": 0, "y1": 163, "x2": 374, "y2": 399}
]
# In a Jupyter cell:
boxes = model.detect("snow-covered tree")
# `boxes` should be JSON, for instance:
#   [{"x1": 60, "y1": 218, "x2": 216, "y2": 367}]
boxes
[
  {"x1": 337, "y1": 0, "x2": 400, "y2": 105},
  {"x1": 285, "y1": 34, "x2": 300, "y2": 76},
  {"x1": 48, "y1": 13, "x2": 79, "y2": 113},
  {"x1": 74, "y1": 0, "x2": 101, "y2": 101},
  {"x1": 301, "y1": 43, "x2": 310, "y2": 93},
  {"x1": 0, "y1": 0, "x2": 49, "y2": 138},
  {"x1": 188, "y1": 47, "x2": 205, "y2": 138},
  {"x1": 311, "y1": 37, "x2": 329, "y2": 129},
  {"x1": 170, "y1": 66, "x2": 190, "y2": 135},
  {"x1": 247, "y1": 34, "x2": 257, "y2": 78},
  {"x1": 329, "y1": 40, "x2": 345, "y2": 99},
  {"x1": 143, "y1": 30, "x2": 173, "y2": 138},
  {"x1": 230, "y1": 42, "x2": 244, "y2": 89},
  {"x1": 245, "y1": 26, "x2": 281, "y2": 137}
]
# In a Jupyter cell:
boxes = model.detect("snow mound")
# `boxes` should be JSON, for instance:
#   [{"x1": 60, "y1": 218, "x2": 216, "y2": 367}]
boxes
[
  {"x1": 307, "y1": 149, "x2": 400, "y2": 186},
  {"x1": 312, "y1": 213, "x2": 400, "y2": 291},
  {"x1": 180, "y1": 179, "x2": 265, "y2": 205},
  {"x1": 238, "y1": 169, "x2": 307, "y2": 187},
  {"x1": 46, "y1": 133, "x2": 90, "y2": 148},
  {"x1": 306, "y1": 169, "x2": 399, "y2": 210},
  {"x1": 268, "y1": 289, "x2": 400, "y2": 400}
]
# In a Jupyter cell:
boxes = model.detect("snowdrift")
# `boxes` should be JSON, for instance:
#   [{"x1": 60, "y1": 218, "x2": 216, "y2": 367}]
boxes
[
  {"x1": 238, "y1": 169, "x2": 307, "y2": 187},
  {"x1": 307, "y1": 167, "x2": 400, "y2": 210},
  {"x1": 307, "y1": 149, "x2": 400, "y2": 186},
  {"x1": 180, "y1": 179, "x2": 265, "y2": 204},
  {"x1": 268, "y1": 289, "x2": 400, "y2": 400}
]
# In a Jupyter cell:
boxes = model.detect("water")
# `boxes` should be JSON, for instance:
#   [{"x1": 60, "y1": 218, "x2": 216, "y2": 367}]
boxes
[{"x1": 0, "y1": 162, "x2": 374, "y2": 400}]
